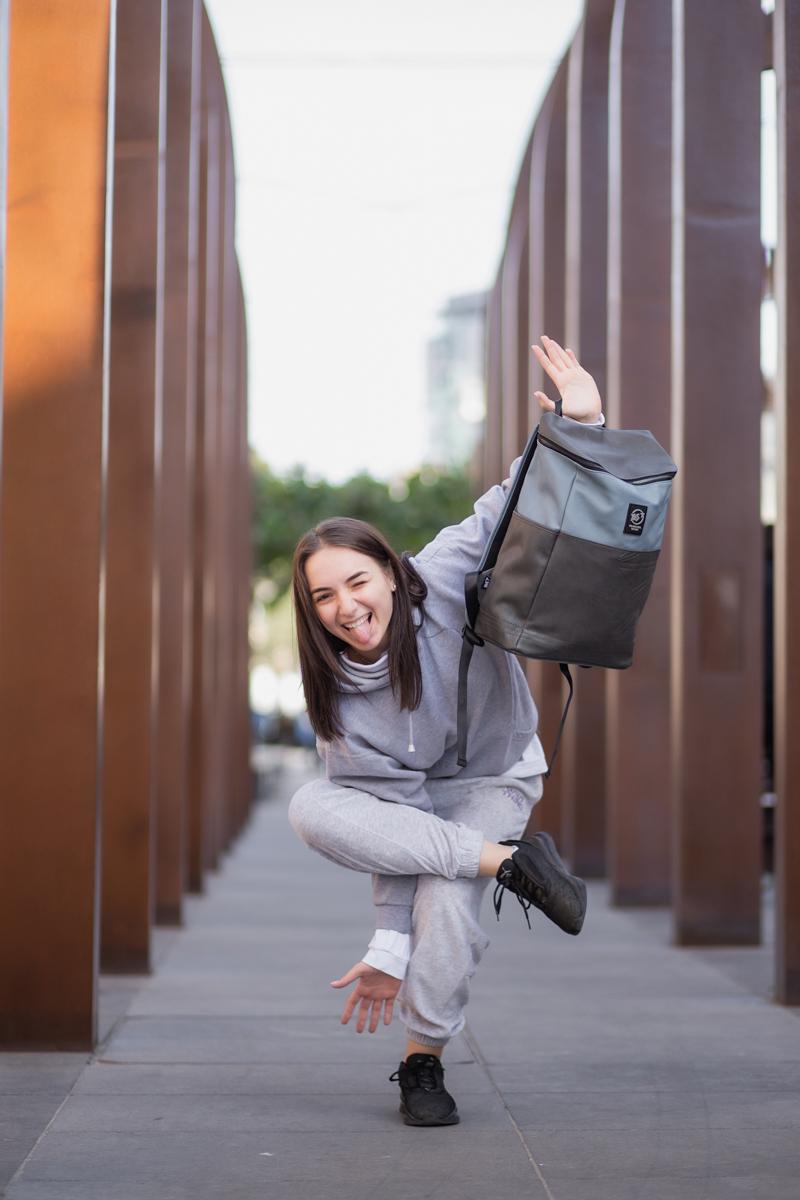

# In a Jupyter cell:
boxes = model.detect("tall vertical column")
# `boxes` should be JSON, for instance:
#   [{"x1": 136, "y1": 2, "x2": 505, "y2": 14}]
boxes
[
  {"x1": 483, "y1": 277, "x2": 503, "y2": 489},
  {"x1": 0, "y1": 0, "x2": 113, "y2": 1045},
  {"x1": 156, "y1": 0, "x2": 200, "y2": 924},
  {"x1": 204, "y1": 47, "x2": 228, "y2": 867},
  {"x1": 216, "y1": 103, "x2": 239, "y2": 851},
  {"x1": 501, "y1": 137, "x2": 533, "y2": 468},
  {"x1": 241, "y1": 275, "x2": 252, "y2": 831},
  {"x1": 773, "y1": 0, "x2": 800, "y2": 999},
  {"x1": 562, "y1": 0, "x2": 616, "y2": 877},
  {"x1": 188, "y1": 12, "x2": 223, "y2": 889},
  {"x1": 234, "y1": 267, "x2": 250, "y2": 835},
  {"x1": 605, "y1": 0, "x2": 673, "y2": 905},
  {"x1": 671, "y1": 0, "x2": 762, "y2": 945},
  {"x1": 101, "y1": 0, "x2": 167, "y2": 972},
  {"x1": 526, "y1": 59, "x2": 569, "y2": 844}
]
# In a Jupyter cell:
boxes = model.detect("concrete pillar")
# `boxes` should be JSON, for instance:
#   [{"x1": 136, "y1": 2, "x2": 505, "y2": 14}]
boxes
[
  {"x1": 0, "y1": 0, "x2": 112, "y2": 1046},
  {"x1": 671, "y1": 0, "x2": 762, "y2": 945},
  {"x1": 605, "y1": 0, "x2": 673, "y2": 905}
]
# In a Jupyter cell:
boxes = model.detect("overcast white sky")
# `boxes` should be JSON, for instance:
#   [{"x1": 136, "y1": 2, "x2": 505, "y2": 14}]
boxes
[{"x1": 204, "y1": 0, "x2": 583, "y2": 481}]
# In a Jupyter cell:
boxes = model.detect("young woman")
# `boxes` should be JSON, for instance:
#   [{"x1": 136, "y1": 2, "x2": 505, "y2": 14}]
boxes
[{"x1": 288, "y1": 336, "x2": 603, "y2": 1127}]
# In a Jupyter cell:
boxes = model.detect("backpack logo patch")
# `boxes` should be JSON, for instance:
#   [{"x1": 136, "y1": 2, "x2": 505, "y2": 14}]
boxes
[{"x1": 624, "y1": 504, "x2": 647, "y2": 536}]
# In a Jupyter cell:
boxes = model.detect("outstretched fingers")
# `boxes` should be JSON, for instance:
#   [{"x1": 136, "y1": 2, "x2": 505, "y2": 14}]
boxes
[
  {"x1": 542, "y1": 334, "x2": 571, "y2": 369},
  {"x1": 532, "y1": 340, "x2": 563, "y2": 387}
]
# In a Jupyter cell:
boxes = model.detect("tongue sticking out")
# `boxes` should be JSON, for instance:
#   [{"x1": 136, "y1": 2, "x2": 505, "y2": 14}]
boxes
[{"x1": 348, "y1": 614, "x2": 373, "y2": 645}]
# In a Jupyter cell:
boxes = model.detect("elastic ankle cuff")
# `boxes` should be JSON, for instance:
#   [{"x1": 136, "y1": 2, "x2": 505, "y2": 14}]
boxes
[{"x1": 404, "y1": 1028, "x2": 450, "y2": 1048}]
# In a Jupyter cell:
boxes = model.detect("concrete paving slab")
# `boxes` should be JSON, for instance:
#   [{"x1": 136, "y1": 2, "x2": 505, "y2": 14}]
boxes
[
  {"x1": 504, "y1": 1086, "x2": 800, "y2": 1130},
  {"x1": 0, "y1": 1057, "x2": 87, "y2": 1095},
  {"x1": 518, "y1": 1123, "x2": 800, "y2": 1181},
  {"x1": 0, "y1": 1095, "x2": 75, "y2": 1137},
  {"x1": 8, "y1": 1129, "x2": 545, "y2": 1194},
  {"x1": 46, "y1": 1087, "x2": 510, "y2": 1134},
  {"x1": 525, "y1": 1175, "x2": 800, "y2": 1200},
  {"x1": 99, "y1": 1014, "x2": 442, "y2": 1065},
  {"x1": 489, "y1": 1056, "x2": 800, "y2": 1093},
  {"x1": 70, "y1": 1058, "x2": 495, "y2": 1096},
  {"x1": 5, "y1": 1178, "x2": 541, "y2": 1200},
  {"x1": 5, "y1": 751, "x2": 800, "y2": 1200}
]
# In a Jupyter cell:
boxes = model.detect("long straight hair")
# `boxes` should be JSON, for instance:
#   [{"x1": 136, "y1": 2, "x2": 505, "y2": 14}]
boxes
[{"x1": 292, "y1": 518, "x2": 427, "y2": 743}]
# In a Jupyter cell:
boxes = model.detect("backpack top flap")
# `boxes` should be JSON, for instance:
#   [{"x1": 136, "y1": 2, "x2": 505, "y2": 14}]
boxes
[{"x1": 537, "y1": 411, "x2": 677, "y2": 483}]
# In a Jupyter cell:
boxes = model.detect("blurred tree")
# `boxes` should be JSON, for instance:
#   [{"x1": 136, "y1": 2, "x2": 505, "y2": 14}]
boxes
[{"x1": 251, "y1": 454, "x2": 476, "y2": 606}]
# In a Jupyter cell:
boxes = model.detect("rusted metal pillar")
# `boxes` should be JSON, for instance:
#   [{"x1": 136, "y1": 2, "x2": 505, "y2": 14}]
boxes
[
  {"x1": 483, "y1": 277, "x2": 503, "y2": 489},
  {"x1": 234, "y1": 267, "x2": 251, "y2": 834},
  {"x1": 0, "y1": 0, "x2": 112, "y2": 1046},
  {"x1": 156, "y1": 0, "x2": 201, "y2": 925},
  {"x1": 501, "y1": 136, "x2": 533, "y2": 467},
  {"x1": 605, "y1": 0, "x2": 673, "y2": 905},
  {"x1": 101, "y1": 0, "x2": 167, "y2": 973},
  {"x1": 204, "y1": 66, "x2": 230, "y2": 865},
  {"x1": 188, "y1": 13, "x2": 223, "y2": 890},
  {"x1": 526, "y1": 59, "x2": 569, "y2": 845},
  {"x1": 241, "y1": 277, "x2": 252, "y2": 829},
  {"x1": 217, "y1": 103, "x2": 239, "y2": 851},
  {"x1": 671, "y1": 0, "x2": 762, "y2": 945},
  {"x1": 773, "y1": 0, "x2": 800, "y2": 1000},
  {"x1": 562, "y1": 0, "x2": 616, "y2": 877}
]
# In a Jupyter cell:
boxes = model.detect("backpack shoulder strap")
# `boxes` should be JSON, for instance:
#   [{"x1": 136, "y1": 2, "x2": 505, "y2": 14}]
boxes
[
  {"x1": 476, "y1": 424, "x2": 540, "y2": 579},
  {"x1": 457, "y1": 423, "x2": 541, "y2": 768}
]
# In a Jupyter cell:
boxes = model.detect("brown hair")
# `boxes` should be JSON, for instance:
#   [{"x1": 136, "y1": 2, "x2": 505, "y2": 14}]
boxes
[{"x1": 292, "y1": 517, "x2": 427, "y2": 743}]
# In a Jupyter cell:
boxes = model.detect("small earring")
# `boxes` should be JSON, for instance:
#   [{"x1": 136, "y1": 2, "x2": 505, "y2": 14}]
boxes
[{"x1": 391, "y1": 584, "x2": 396, "y2": 592}]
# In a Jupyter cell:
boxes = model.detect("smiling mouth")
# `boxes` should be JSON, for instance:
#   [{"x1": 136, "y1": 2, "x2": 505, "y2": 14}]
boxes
[{"x1": 343, "y1": 613, "x2": 372, "y2": 632}]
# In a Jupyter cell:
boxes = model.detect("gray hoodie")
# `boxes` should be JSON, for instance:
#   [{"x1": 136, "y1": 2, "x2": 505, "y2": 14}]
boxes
[{"x1": 316, "y1": 456, "x2": 544, "y2": 931}]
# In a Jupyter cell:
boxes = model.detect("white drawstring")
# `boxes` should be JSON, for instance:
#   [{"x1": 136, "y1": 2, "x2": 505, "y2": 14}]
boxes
[{"x1": 407, "y1": 711, "x2": 416, "y2": 753}]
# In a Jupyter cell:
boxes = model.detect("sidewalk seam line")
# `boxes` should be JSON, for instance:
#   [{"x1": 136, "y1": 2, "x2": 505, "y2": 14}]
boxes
[
  {"x1": 3, "y1": 1064, "x2": 90, "y2": 1195},
  {"x1": 462, "y1": 1021, "x2": 557, "y2": 1200}
]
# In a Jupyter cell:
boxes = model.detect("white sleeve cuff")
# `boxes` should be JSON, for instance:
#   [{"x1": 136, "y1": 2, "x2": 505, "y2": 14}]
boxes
[{"x1": 362, "y1": 929, "x2": 411, "y2": 981}]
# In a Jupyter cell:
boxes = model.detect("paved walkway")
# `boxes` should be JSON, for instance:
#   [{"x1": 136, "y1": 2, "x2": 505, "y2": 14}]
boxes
[{"x1": 3, "y1": 750, "x2": 800, "y2": 1199}]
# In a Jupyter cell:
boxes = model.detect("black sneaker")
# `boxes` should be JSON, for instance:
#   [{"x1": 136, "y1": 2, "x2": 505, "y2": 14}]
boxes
[
  {"x1": 494, "y1": 831, "x2": 587, "y2": 935},
  {"x1": 389, "y1": 1053, "x2": 460, "y2": 1126}
]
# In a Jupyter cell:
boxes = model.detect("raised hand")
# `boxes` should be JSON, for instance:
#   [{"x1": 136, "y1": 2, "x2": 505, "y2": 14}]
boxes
[
  {"x1": 330, "y1": 960, "x2": 403, "y2": 1033},
  {"x1": 532, "y1": 335, "x2": 603, "y2": 424}
]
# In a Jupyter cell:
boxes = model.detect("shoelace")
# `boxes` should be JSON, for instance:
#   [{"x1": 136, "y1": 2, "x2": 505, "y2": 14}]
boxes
[
  {"x1": 493, "y1": 861, "x2": 546, "y2": 930},
  {"x1": 390, "y1": 1055, "x2": 441, "y2": 1092}
]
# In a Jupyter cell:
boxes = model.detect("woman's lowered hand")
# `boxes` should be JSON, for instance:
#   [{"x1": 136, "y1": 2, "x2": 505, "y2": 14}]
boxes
[
  {"x1": 532, "y1": 335, "x2": 603, "y2": 423},
  {"x1": 330, "y1": 960, "x2": 402, "y2": 1033}
]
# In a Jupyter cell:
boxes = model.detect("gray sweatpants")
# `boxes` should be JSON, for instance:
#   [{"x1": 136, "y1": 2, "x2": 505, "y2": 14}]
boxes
[{"x1": 288, "y1": 772, "x2": 544, "y2": 1047}]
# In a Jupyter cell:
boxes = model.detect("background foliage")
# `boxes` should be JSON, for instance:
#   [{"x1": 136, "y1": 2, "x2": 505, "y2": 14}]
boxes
[{"x1": 251, "y1": 454, "x2": 476, "y2": 605}]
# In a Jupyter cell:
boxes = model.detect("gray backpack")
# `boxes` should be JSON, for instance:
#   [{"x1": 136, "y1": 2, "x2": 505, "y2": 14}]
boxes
[{"x1": 456, "y1": 403, "x2": 677, "y2": 768}]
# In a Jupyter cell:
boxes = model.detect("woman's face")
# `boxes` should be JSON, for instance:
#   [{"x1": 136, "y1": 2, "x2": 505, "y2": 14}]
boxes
[{"x1": 305, "y1": 545, "x2": 396, "y2": 664}]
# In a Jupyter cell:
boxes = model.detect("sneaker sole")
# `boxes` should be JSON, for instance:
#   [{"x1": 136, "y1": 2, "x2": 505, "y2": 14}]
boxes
[
  {"x1": 507, "y1": 831, "x2": 588, "y2": 935},
  {"x1": 399, "y1": 1102, "x2": 460, "y2": 1127},
  {"x1": 534, "y1": 832, "x2": 587, "y2": 934}
]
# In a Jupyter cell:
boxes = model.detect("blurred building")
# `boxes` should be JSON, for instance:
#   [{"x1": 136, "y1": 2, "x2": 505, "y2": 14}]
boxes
[{"x1": 425, "y1": 291, "x2": 488, "y2": 469}]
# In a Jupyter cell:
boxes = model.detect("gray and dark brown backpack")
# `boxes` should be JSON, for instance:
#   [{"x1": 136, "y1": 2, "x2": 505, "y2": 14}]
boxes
[{"x1": 456, "y1": 402, "x2": 677, "y2": 769}]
